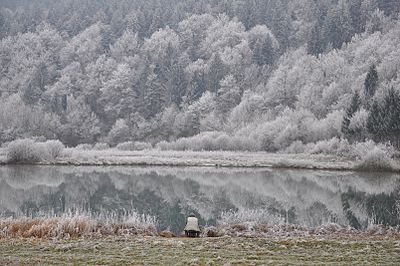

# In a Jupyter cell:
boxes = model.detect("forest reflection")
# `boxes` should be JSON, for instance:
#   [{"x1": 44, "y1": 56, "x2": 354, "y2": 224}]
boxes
[{"x1": 0, "y1": 166, "x2": 399, "y2": 233}]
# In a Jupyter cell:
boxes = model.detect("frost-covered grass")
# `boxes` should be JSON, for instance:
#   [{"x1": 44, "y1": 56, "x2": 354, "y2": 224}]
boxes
[
  {"x1": 0, "y1": 235, "x2": 399, "y2": 265},
  {"x1": 1, "y1": 209, "x2": 399, "y2": 264},
  {"x1": 92, "y1": 143, "x2": 110, "y2": 150},
  {"x1": 203, "y1": 222, "x2": 400, "y2": 240},
  {"x1": 116, "y1": 141, "x2": 152, "y2": 151},
  {"x1": 0, "y1": 146, "x2": 389, "y2": 171},
  {"x1": 218, "y1": 209, "x2": 284, "y2": 226},
  {"x1": 51, "y1": 148, "x2": 358, "y2": 171},
  {"x1": 0, "y1": 211, "x2": 157, "y2": 239},
  {"x1": 208, "y1": 209, "x2": 400, "y2": 239},
  {"x1": 1, "y1": 137, "x2": 400, "y2": 172},
  {"x1": 2, "y1": 212, "x2": 399, "y2": 241}
]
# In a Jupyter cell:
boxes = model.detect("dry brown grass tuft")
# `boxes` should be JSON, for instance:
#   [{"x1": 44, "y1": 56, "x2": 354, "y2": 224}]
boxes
[
  {"x1": 159, "y1": 230, "x2": 175, "y2": 238},
  {"x1": 230, "y1": 224, "x2": 247, "y2": 231},
  {"x1": 0, "y1": 215, "x2": 157, "y2": 239},
  {"x1": 257, "y1": 224, "x2": 268, "y2": 233}
]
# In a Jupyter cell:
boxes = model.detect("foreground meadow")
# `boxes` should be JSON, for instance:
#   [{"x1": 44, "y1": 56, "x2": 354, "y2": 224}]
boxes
[
  {"x1": 1, "y1": 236, "x2": 399, "y2": 265},
  {"x1": 1, "y1": 216, "x2": 399, "y2": 265}
]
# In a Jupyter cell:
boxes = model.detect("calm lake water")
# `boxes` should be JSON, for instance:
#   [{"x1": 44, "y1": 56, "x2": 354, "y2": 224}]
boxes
[{"x1": 0, "y1": 166, "x2": 399, "y2": 233}]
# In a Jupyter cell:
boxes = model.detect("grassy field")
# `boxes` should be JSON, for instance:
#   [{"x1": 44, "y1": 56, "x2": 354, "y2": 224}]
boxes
[{"x1": 1, "y1": 236, "x2": 399, "y2": 265}]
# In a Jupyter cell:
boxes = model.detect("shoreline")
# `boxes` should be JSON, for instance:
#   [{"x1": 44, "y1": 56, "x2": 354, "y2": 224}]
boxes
[
  {"x1": 0, "y1": 149, "x2": 398, "y2": 173},
  {"x1": 0, "y1": 149, "x2": 359, "y2": 170},
  {"x1": 1, "y1": 215, "x2": 400, "y2": 242},
  {"x1": 0, "y1": 161, "x2": 355, "y2": 172}
]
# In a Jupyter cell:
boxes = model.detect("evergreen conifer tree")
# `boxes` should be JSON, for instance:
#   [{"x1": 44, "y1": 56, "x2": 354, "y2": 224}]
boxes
[
  {"x1": 307, "y1": 24, "x2": 325, "y2": 56},
  {"x1": 364, "y1": 64, "x2": 378, "y2": 99},
  {"x1": 208, "y1": 54, "x2": 226, "y2": 93},
  {"x1": 383, "y1": 87, "x2": 400, "y2": 147},
  {"x1": 253, "y1": 35, "x2": 275, "y2": 65},
  {"x1": 367, "y1": 100, "x2": 385, "y2": 142},
  {"x1": 144, "y1": 65, "x2": 165, "y2": 118},
  {"x1": 342, "y1": 91, "x2": 361, "y2": 136}
]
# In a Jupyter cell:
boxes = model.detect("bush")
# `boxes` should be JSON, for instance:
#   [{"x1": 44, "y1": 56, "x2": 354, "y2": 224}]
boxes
[
  {"x1": 6, "y1": 138, "x2": 42, "y2": 163},
  {"x1": 1, "y1": 141, "x2": 11, "y2": 149},
  {"x1": 305, "y1": 138, "x2": 397, "y2": 171},
  {"x1": 282, "y1": 141, "x2": 307, "y2": 154},
  {"x1": 308, "y1": 137, "x2": 351, "y2": 156},
  {"x1": 6, "y1": 138, "x2": 66, "y2": 163},
  {"x1": 133, "y1": 142, "x2": 152, "y2": 150},
  {"x1": 93, "y1": 143, "x2": 110, "y2": 150},
  {"x1": 351, "y1": 140, "x2": 395, "y2": 160},
  {"x1": 355, "y1": 144, "x2": 396, "y2": 171},
  {"x1": 155, "y1": 131, "x2": 258, "y2": 151},
  {"x1": 116, "y1": 141, "x2": 152, "y2": 151},
  {"x1": 43, "y1": 140, "x2": 65, "y2": 159},
  {"x1": 75, "y1": 144, "x2": 93, "y2": 150},
  {"x1": 155, "y1": 141, "x2": 170, "y2": 151},
  {"x1": 107, "y1": 119, "x2": 130, "y2": 146},
  {"x1": 116, "y1": 141, "x2": 135, "y2": 151}
]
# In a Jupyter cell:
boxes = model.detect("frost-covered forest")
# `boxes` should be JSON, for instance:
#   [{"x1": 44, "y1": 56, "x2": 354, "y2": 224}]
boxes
[{"x1": 1, "y1": 0, "x2": 400, "y2": 152}]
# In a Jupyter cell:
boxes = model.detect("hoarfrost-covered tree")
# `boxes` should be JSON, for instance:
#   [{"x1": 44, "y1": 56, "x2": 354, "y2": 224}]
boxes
[
  {"x1": 308, "y1": 23, "x2": 325, "y2": 56},
  {"x1": 252, "y1": 32, "x2": 276, "y2": 65},
  {"x1": 367, "y1": 87, "x2": 400, "y2": 146},
  {"x1": 348, "y1": 108, "x2": 369, "y2": 141},
  {"x1": 382, "y1": 87, "x2": 400, "y2": 147},
  {"x1": 83, "y1": 55, "x2": 117, "y2": 117},
  {"x1": 0, "y1": 94, "x2": 60, "y2": 142},
  {"x1": 367, "y1": 100, "x2": 385, "y2": 142},
  {"x1": 110, "y1": 31, "x2": 140, "y2": 61},
  {"x1": 61, "y1": 96, "x2": 101, "y2": 146},
  {"x1": 364, "y1": 64, "x2": 379, "y2": 99},
  {"x1": 60, "y1": 23, "x2": 110, "y2": 67},
  {"x1": 322, "y1": 0, "x2": 354, "y2": 50},
  {"x1": 100, "y1": 63, "x2": 139, "y2": 121},
  {"x1": 187, "y1": 71, "x2": 206, "y2": 104},
  {"x1": 207, "y1": 53, "x2": 226, "y2": 93},
  {"x1": 267, "y1": 0, "x2": 292, "y2": 52},
  {"x1": 169, "y1": 65, "x2": 187, "y2": 107},
  {"x1": 342, "y1": 92, "x2": 361, "y2": 137},
  {"x1": 1, "y1": 0, "x2": 400, "y2": 150},
  {"x1": 216, "y1": 75, "x2": 242, "y2": 117},
  {"x1": 107, "y1": 119, "x2": 131, "y2": 145},
  {"x1": 143, "y1": 64, "x2": 166, "y2": 118}
]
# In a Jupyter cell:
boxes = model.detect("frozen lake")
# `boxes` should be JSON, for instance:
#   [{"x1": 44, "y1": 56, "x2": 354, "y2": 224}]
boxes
[{"x1": 0, "y1": 166, "x2": 399, "y2": 233}]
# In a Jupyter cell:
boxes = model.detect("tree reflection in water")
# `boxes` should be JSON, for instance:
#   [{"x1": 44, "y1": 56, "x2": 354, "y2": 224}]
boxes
[{"x1": 0, "y1": 166, "x2": 399, "y2": 233}]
